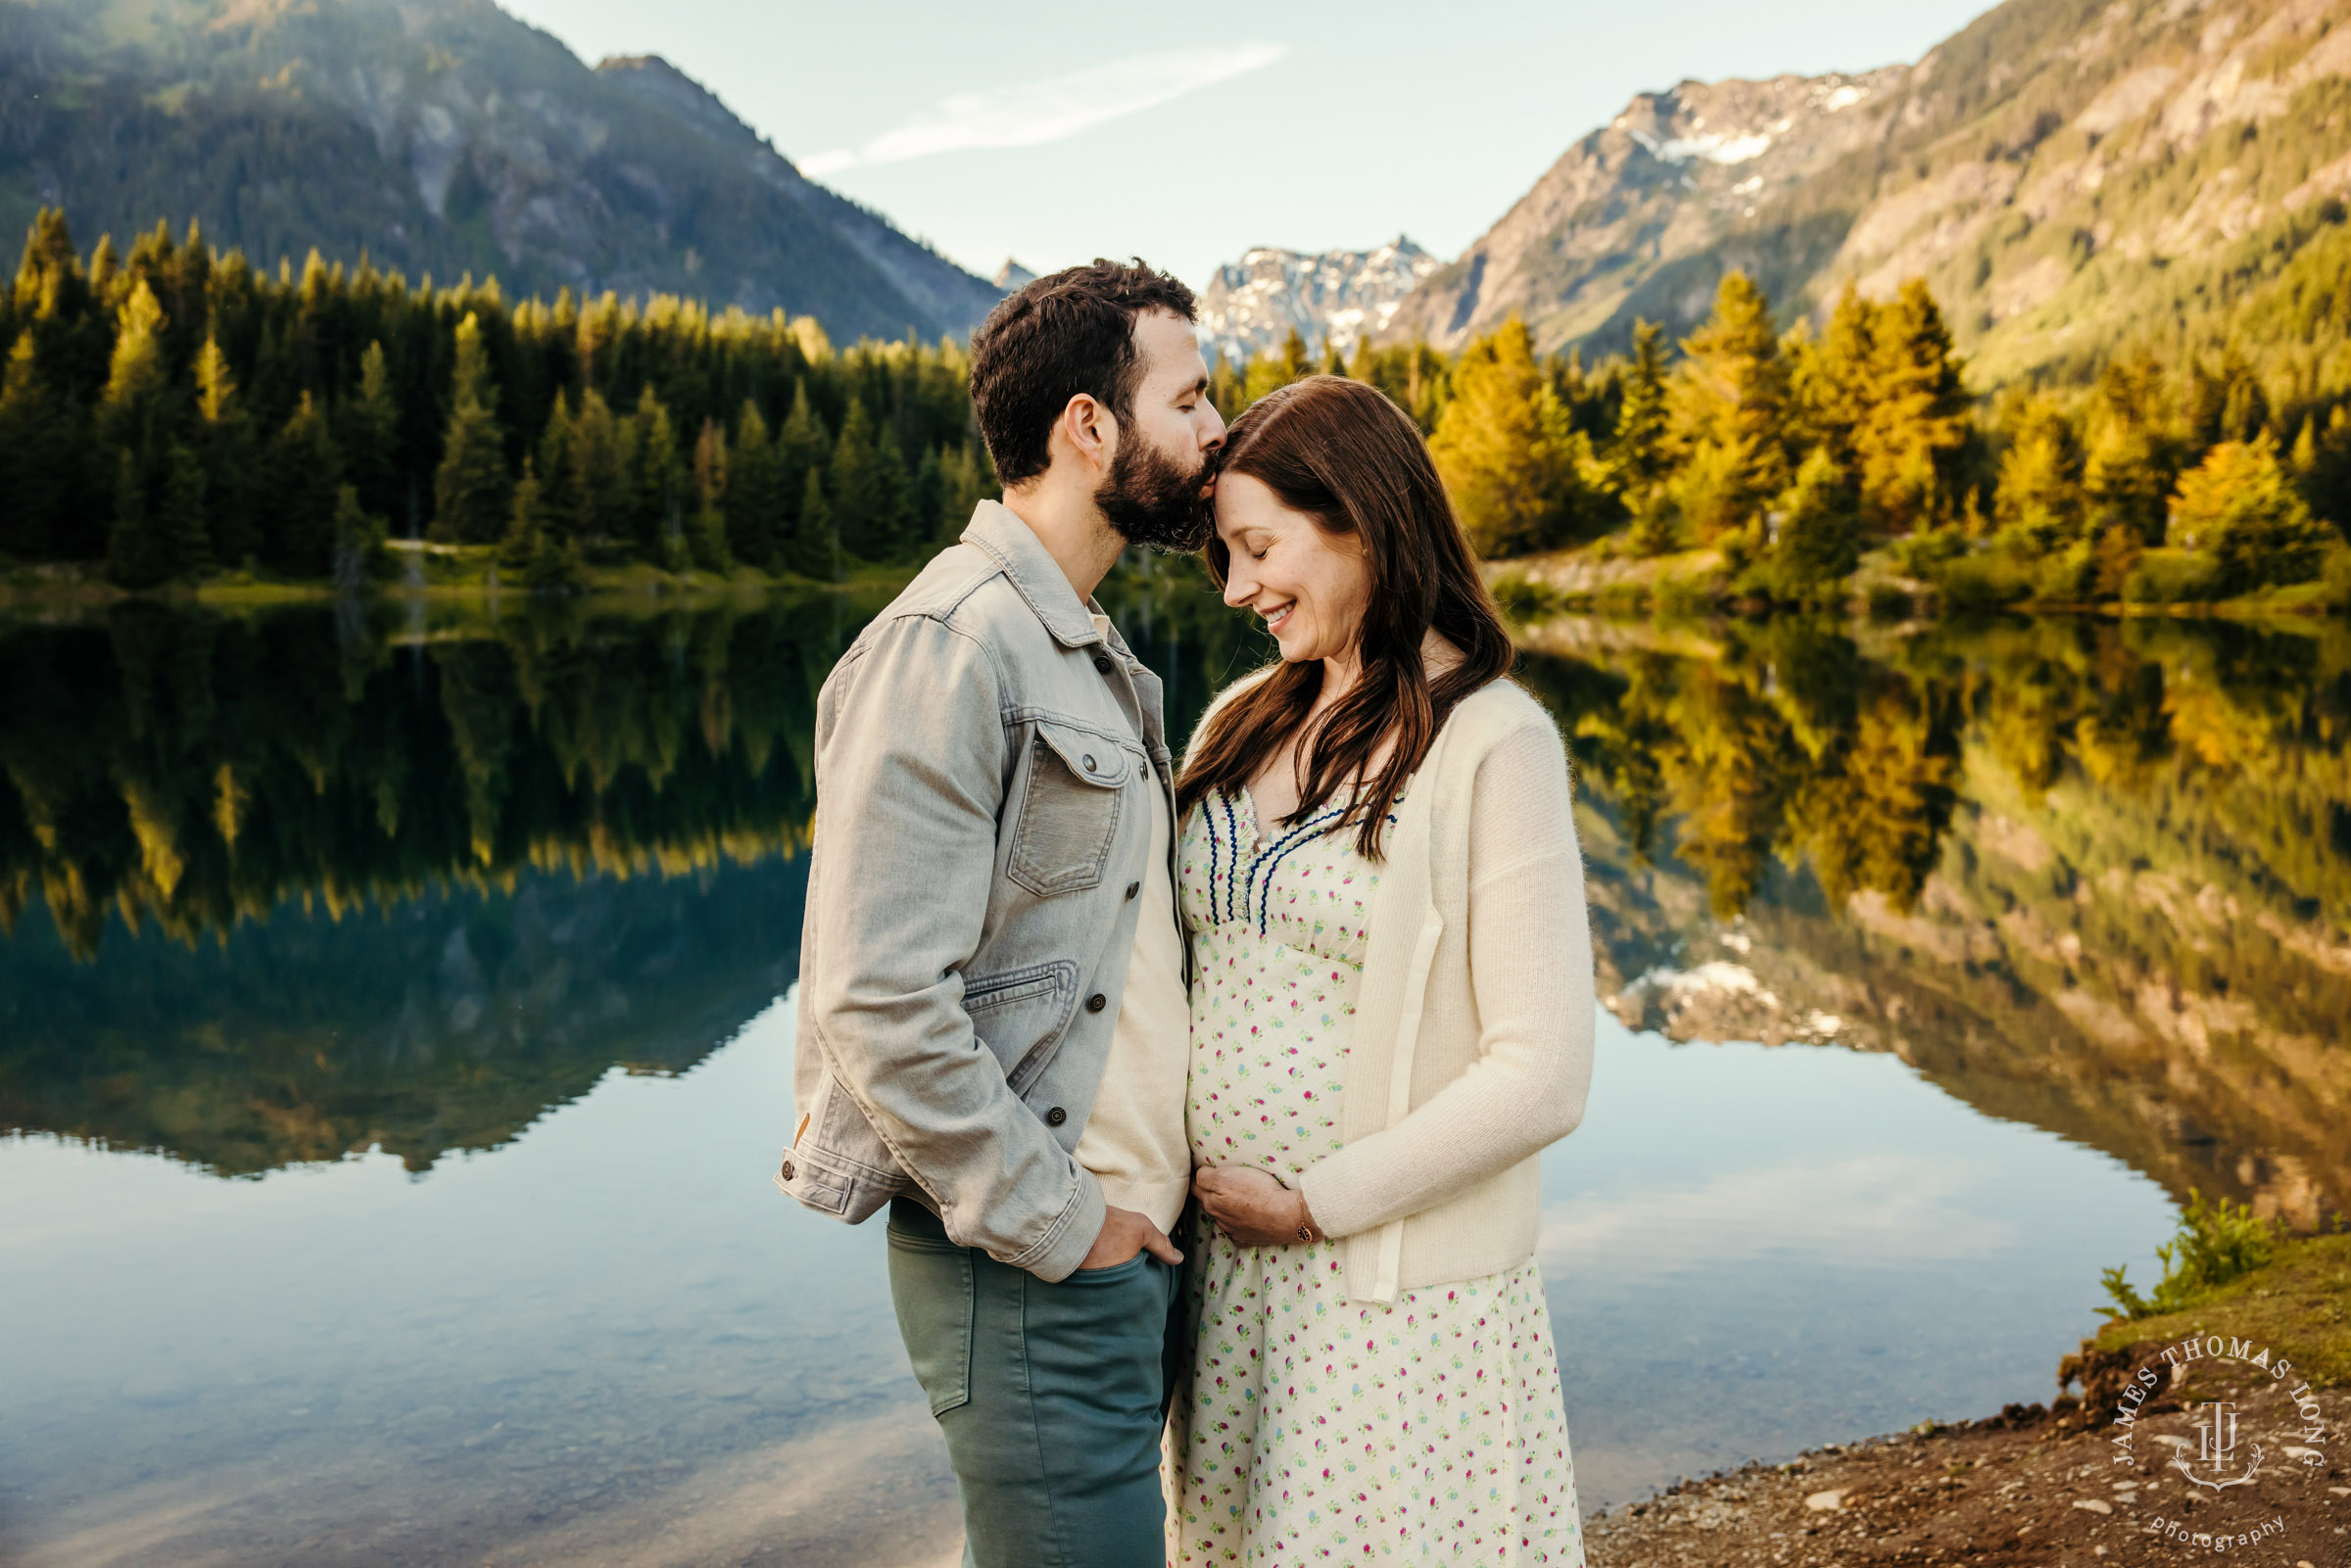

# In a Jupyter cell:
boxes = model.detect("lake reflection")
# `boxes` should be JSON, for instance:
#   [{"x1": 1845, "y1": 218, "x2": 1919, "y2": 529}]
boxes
[{"x1": 2, "y1": 589, "x2": 2342, "y2": 1566}]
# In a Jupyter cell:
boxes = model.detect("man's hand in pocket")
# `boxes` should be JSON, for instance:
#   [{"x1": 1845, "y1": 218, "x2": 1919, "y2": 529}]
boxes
[{"x1": 1080, "y1": 1205, "x2": 1181, "y2": 1270}]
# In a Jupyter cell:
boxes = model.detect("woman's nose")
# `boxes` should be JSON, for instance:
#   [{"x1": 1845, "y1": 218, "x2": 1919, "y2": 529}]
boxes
[{"x1": 1222, "y1": 567, "x2": 1255, "y2": 609}]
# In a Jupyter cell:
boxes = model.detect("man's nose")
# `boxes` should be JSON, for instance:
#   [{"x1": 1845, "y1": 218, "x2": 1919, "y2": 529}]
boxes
[{"x1": 1201, "y1": 402, "x2": 1227, "y2": 448}]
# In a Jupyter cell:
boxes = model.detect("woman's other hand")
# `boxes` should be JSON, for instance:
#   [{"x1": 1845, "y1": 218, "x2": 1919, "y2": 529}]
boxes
[{"x1": 1192, "y1": 1165, "x2": 1324, "y2": 1248}]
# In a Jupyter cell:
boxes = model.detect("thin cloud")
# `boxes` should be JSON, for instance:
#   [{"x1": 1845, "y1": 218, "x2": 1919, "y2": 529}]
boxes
[{"x1": 800, "y1": 42, "x2": 1286, "y2": 175}]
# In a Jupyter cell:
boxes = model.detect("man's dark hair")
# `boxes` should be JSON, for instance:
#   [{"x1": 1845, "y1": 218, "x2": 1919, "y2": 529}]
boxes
[{"x1": 968, "y1": 259, "x2": 1197, "y2": 487}]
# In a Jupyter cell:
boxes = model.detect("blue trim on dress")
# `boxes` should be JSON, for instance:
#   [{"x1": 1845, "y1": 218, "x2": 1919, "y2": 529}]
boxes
[
  {"x1": 1245, "y1": 801, "x2": 1348, "y2": 935},
  {"x1": 1195, "y1": 783, "x2": 1406, "y2": 936}
]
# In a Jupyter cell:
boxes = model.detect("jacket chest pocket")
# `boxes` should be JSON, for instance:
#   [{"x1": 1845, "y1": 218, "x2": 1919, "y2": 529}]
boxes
[{"x1": 1007, "y1": 721, "x2": 1131, "y2": 897}]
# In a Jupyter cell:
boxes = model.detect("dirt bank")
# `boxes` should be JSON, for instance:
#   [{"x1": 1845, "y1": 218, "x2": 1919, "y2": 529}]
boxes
[{"x1": 1589, "y1": 1236, "x2": 2351, "y2": 1566}]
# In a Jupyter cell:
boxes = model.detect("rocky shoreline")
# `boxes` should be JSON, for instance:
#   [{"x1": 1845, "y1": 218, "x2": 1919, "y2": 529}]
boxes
[
  {"x1": 1587, "y1": 1239, "x2": 2351, "y2": 1568},
  {"x1": 1587, "y1": 1379, "x2": 2345, "y2": 1566}
]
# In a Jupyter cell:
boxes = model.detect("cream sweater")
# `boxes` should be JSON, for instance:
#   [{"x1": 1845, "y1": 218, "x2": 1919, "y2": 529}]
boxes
[{"x1": 1189, "y1": 675, "x2": 1596, "y2": 1304}]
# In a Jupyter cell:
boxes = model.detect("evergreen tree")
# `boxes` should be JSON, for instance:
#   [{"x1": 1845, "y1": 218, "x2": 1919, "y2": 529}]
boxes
[
  {"x1": 940, "y1": 440, "x2": 993, "y2": 531},
  {"x1": 2182, "y1": 350, "x2": 2270, "y2": 452},
  {"x1": 1319, "y1": 336, "x2": 1346, "y2": 377},
  {"x1": 330, "y1": 483, "x2": 385, "y2": 592},
  {"x1": 1848, "y1": 281, "x2": 1971, "y2": 533},
  {"x1": 1668, "y1": 272, "x2": 1793, "y2": 543},
  {"x1": 161, "y1": 443, "x2": 212, "y2": 581},
  {"x1": 688, "y1": 416, "x2": 732, "y2": 572},
  {"x1": 725, "y1": 400, "x2": 783, "y2": 568},
  {"x1": 536, "y1": 390, "x2": 580, "y2": 543},
  {"x1": 1992, "y1": 395, "x2": 2086, "y2": 552},
  {"x1": 570, "y1": 387, "x2": 622, "y2": 543},
  {"x1": 1754, "y1": 448, "x2": 1861, "y2": 602},
  {"x1": 626, "y1": 386, "x2": 679, "y2": 561},
  {"x1": 1791, "y1": 283, "x2": 1875, "y2": 462},
  {"x1": 497, "y1": 458, "x2": 586, "y2": 591},
  {"x1": 106, "y1": 449, "x2": 172, "y2": 589},
  {"x1": 1243, "y1": 329, "x2": 1314, "y2": 406},
  {"x1": 830, "y1": 397, "x2": 910, "y2": 560},
  {"x1": 2173, "y1": 436, "x2": 2333, "y2": 591},
  {"x1": 264, "y1": 393, "x2": 344, "y2": 577},
  {"x1": 910, "y1": 444, "x2": 946, "y2": 553},
  {"x1": 97, "y1": 280, "x2": 170, "y2": 455},
  {"x1": 0, "y1": 332, "x2": 69, "y2": 559},
  {"x1": 1429, "y1": 318, "x2": 1602, "y2": 557},
  {"x1": 192, "y1": 336, "x2": 259, "y2": 564},
  {"x1": 501, "y1": 456, "x2": 547, "y2": 570},
  {"x1": 96, "y1": 280, "x2": 179, "y2": 573},
  {"x1": 791, "y1": 465, "x2": 838, "y2": 582},
  {"x1": 776, "y1": 377, "x2": 827, "y2": 517},
  {"x1": 338, "y1": 341, "x2": 400, "y2": 525},
  {"x1": 2083, "y1": 354, "x2": 2179, "y2": 546},
  {"x1": 2301, "y1": 404, "x2": 2351, "y2": 540},
  {"x1": 1603, "y1": 320, "x2": 1671, "y2": 493},
  {"x1": 1210, "y1": 352, "x2": 1242, "y2": 421},
  {"x1": 432, "y1": 313, "x2": 509, "y2": 544}
]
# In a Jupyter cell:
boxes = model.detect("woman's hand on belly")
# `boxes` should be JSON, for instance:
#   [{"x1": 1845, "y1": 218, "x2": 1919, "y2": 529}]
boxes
[{"x1": 1193, "y1": 1164, "x2": 1324, "y2": 1249}]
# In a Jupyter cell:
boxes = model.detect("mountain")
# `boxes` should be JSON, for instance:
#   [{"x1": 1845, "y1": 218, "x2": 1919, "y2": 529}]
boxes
[
  {"x1": 1196, "y1": 237, "x2": 1440, "y2": 364},
  {"x1": 1387, "y1": 0, "x2": 2351, "y2": 384},
  {"x1": 0, "y1": 0, "x2": 1002, "y2": 343},
  {"x1": 993, "y1": 260, "x2": 1037, "y2": 290}
]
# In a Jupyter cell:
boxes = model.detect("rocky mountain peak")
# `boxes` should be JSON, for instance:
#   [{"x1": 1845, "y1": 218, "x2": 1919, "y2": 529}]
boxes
[
  {"x1": 1385, "y1": 64, "x2": 1906, "y2": 355},
  {"x1": 1196, "y1": 236, "x2": 1440, "y2": 364},
  {"x1": 1385, "y1": 0, "x2": 2351, "y2": 386}
]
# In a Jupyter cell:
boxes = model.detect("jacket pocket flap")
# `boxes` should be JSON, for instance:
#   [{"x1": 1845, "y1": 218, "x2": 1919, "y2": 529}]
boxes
[
  {"x1": 963, "y1": 960, "x2": 1074, "y2": 1014},
  {"x1": 1032, "y1": 722, "x2": 1134, "y2": 788}
]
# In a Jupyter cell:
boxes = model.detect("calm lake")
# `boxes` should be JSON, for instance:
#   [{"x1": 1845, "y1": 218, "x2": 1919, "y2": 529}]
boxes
[{"x1": 3, "y1": 572, "x2": 2344, "y2": 1567}]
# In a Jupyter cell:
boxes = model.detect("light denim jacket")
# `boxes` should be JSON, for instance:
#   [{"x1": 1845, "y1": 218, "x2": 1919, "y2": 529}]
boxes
[{"x1": 776, "y1": 500, "x2": 1176, "y2": 1282}]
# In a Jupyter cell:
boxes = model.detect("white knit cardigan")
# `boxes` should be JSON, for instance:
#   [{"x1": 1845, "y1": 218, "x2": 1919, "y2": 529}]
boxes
[{"x1": 1187, "y1": 674, "x2": 1597, "y2": 1304}]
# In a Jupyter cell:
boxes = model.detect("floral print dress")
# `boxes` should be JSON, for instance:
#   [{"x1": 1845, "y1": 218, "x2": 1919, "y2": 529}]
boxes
[{"x1": 1164, "y1": 784, "x2": 1585, "y2": 1566}]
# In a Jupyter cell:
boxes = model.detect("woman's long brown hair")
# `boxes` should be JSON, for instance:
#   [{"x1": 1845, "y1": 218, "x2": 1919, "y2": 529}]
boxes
[{"x1": 1176, "y1": 374, "x2": 1513, "y2": 858}]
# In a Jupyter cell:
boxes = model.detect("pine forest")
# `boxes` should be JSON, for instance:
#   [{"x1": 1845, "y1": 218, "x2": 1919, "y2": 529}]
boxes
[{"x1": 5, "y1": 209, "x2": 2351, "y2": 613}]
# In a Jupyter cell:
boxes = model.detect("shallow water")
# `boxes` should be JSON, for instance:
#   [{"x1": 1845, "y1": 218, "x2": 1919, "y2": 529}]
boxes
[{"x1": 2, "y1": 588, "x2": 2341, "y2": 1565}]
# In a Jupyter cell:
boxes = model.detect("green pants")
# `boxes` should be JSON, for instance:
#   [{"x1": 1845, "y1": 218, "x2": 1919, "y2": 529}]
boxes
[{"x1": 886, "y1": 1196, "x2": 1180, "y2": 1568}]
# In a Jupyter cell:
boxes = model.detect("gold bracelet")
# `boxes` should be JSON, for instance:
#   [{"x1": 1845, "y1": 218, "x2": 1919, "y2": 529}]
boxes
[{"x1": 1272, "y1": 1172, "x2": 1319, "y2": 1245}]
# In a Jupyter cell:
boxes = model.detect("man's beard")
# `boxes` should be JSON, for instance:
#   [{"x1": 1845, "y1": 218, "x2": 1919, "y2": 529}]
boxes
[{"x1": 1096, "y1": 431, "x2": 1214, "y2": 552}]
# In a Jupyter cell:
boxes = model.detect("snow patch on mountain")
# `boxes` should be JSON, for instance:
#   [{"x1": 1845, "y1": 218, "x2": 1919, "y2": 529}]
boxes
[{"x1": 1195, "y1": 237, "x2": 1441, "y2": 363}]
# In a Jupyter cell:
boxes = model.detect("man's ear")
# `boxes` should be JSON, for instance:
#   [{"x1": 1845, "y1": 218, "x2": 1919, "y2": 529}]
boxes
[{"x1": 1052, "y1": 392, "x2": 1116, "y2": 477}]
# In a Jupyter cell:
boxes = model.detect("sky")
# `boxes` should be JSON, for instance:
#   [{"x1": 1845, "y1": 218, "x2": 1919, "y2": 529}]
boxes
[{"x1": 496, "y1": 0, "x2": 1998, "y2": 290}]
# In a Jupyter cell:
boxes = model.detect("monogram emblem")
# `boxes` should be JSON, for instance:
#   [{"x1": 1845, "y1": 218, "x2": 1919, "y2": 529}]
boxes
[{"x1": 2173, "y1": 1400, "x2": 2264, "y2": 1491}]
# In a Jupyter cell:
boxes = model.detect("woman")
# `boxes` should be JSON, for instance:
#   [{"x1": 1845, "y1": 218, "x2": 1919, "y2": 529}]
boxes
[{"x1": 1164, "y1": 375, "x2": 1597, "y2": 1564}]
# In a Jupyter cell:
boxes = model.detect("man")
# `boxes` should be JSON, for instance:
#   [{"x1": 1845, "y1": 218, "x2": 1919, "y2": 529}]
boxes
[{"x1": 777, "y1": 260, "x2": 1224, "y2": 1567}]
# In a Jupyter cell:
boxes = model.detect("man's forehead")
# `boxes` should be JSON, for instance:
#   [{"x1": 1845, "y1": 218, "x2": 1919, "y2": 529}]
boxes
[{"x1": 1133, "y1": 309, "x2": 1206, "y2": 378}]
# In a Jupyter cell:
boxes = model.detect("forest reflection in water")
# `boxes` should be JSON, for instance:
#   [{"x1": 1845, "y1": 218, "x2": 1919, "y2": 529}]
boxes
[
  {"x1": 1520, "y1": 609, "x2": 2351, "y2": 1233},
  {"x1": 1, "y1": 591, "x2": 2343, "y2": 1220},
  {"x1": 0, "y1": 559, "x2": 1270, "y2": 1177}
]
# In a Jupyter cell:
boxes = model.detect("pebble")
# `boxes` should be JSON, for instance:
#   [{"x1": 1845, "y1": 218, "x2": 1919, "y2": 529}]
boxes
[
  {"x1": 1803, "y1": 1489, "x2": 1846, "y2": 1511},
  {"x1": 2072, "y1": 1498, "x2": 2112, "y2": 1514}
]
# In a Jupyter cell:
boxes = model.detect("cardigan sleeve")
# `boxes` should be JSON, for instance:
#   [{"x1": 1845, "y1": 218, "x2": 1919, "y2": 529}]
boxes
[{"x1": 1297, "y1": 718, "x2": 1596, "y2": 1240}]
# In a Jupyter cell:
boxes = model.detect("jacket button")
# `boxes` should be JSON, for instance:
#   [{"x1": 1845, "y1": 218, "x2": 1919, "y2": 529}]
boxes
[
  {"x1": 1093, "y1": 654, "x2": 1114, "y2": 675},
  {"x1": 1080, "y1": 753, "x2": 1096, "y2": 772},
  {"x1": 1085, "y1": 992, "x2": 1107, "y2": 1013},
  {"x1": 1045, "y1": 1106, "x2": 1067, "y2": 1126},
  {"x1": 1125, "y1": 880, "x2": 1139, "y2": 899},
  {"x1": 780, "y1": 1159, "x2": 795, "y2": 1180}
]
